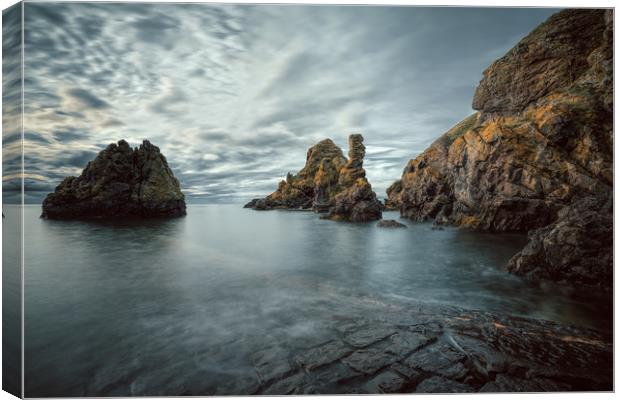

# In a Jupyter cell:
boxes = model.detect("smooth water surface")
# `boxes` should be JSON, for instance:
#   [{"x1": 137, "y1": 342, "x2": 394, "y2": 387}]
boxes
[{"x1": 16, "y1": 204, "x2": 611, "y2": 396}]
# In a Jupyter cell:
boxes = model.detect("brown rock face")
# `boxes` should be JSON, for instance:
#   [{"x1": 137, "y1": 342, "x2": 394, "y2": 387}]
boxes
[
  {"x1": 387, "y1": 9, "x2": 612, "y2": 287},
  {"x1": 246, "y1": 134, "x2": 382, "y2": 222},
  {"x1": 41, "y1": 140, "x2": 186, "y2": 219},
  {"x1": 323, "y1": 134, "x2": 383, "y2": 222}
]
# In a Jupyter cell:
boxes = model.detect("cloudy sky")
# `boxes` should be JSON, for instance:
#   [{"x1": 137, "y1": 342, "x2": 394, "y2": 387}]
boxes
[{"x1": 3, "y1": 3, "x2": 559, "y2": 204}]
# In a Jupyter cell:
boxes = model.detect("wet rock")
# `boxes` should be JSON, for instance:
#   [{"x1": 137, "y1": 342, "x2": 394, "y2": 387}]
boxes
[
  {"x1": 262, "y1": 373, "x2": 308, "y2": 395},
  {"x1": 41, "y1": 140, "x2": 186, "y2": 219},
  {"x1": 364, "y1": 370, "x2": 406, "y2": 393},
  {"x1": 386, "y1": 9, "x2": 613, "y2": 286},
  {"x1": 250, "y1": 347, "x2": 296, "y2": 385},
  {"x1": 403, "y1": 342, "x2": 466, "y2": 379},
  {"x1": 294, "y1": 340, "x2": 353, "y2": 372},
  {"x1": 342, "y1": 325, "x2": 396, "y2": 348},
  {"x1": 508, "y1": 193, "x2": 612, "y2": 288},
  {"x1": 377, "y1": 219, "x2": 407, "y2": 228},
  {"x1": 256, "y1": 301, "x2": 612, "y2": 394},
  {"x1": 416, "y1": 376, "x2": 474, "y2": 393},
  {"x1": 342, "y1": 348, "x2": 399, "y2": 375},
  {"x1": 480, "y1": 374, "x2": 550, "y2": 393},
  {"x1": 384, "y1": 331, "x2": 436, "y2": 358}
]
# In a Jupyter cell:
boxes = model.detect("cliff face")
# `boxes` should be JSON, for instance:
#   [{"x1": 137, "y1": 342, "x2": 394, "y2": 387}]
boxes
[
  {"x1": 387, "y1": 9, "x2": 613, "y2": 287},
  {"x1": 42, "y1": 140, "x2": 186, "y2": 219},
  {"x1": 246, "y1": 134, "x2": 382, "y2": 222}
]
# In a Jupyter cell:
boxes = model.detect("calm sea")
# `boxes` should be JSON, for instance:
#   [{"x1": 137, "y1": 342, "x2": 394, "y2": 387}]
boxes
[{"x1": 2, "y1": 204, "x2": 610, "y2": 396}]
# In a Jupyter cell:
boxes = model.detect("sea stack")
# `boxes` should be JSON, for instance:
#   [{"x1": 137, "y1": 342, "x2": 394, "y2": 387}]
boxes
[
  {"x1": 246, "y1": 134, "x2": 382, "y2": 222},
  {"x1": 41, "y1": 140, "x2": 186, "y2": 219},
  {"x1": 323, "y1": 134, "x2": 382, "y2": 222},
  {"x1": 386, "y1": 9, "x2": 613, "y2": 287}
]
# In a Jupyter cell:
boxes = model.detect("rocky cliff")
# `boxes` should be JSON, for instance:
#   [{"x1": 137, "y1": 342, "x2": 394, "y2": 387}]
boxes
[
  {"x1": 246, "y1": 134, "x2": 382, "y2": 222},
  {"x1": 42, "y1": 140, "x2": 186, "y2": 219},
  {"x1": 386, "y1": 9, "x2": 613, "y2": 287}
]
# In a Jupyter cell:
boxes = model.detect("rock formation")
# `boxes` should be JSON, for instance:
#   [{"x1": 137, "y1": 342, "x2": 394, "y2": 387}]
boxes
[
  {"x1": 322, "y1": 134, "x2": 383, "y2": 222},
  {"x1": 386, "y1": 9, "x2": 613, "y2": 287},
  {"x1": 246, "y1": 134, "x2": 382, "y2": 222},
  {"x1": 41, "y1": 140, "x2": 186, "y2": 219}
]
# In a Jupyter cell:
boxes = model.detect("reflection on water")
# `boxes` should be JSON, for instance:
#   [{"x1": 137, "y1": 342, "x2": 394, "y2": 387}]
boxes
[{"x1": 18, "y1": 204, "x2": 611, "y2": 396}]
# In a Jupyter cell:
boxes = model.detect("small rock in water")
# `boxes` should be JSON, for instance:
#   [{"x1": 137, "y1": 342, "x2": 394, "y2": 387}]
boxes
[{"x1": 377, "y1": 219, "x2": 407, "y2": 228}]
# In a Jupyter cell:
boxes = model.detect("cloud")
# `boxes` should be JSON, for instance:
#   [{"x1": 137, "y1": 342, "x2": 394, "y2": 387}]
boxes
[
  {"x1": 10, "y1": 3, "x2": 560, "y2": 204},
  {"x1": 64, "y1": 88, "x2": 110, "y2": 109}
]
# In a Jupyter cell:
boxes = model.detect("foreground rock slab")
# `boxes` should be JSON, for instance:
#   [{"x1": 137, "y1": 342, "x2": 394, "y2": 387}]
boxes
[
  {"x1": 252, "y1": 302, "x2": 611, "y2": 394},
  {"x1": 41, "y1": 140, "x2": 186, "y2": 219}
]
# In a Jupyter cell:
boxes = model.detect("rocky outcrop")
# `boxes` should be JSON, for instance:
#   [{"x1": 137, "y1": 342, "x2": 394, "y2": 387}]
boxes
[
  {"x1": 386, "y1": 9, "x2": 612, "y2": 287},
  {"x1": 508, "y1": 193, "x2": 612, "y2": 288},
  {"x1": 41, "y1": 140, "x2": 186, "y2": 219},
  {"x1": 377, "y1": 219, "x2": 407, "y2": 228},
  {"x1": 244, "y1": 139, "x2": 346, "y2": 210},
  {"x1": 247, "y1": 134, "x2": 382, "y2": 222},
  {"x1": 322, "y1": 135, "x2": 382, "y2": 222}
]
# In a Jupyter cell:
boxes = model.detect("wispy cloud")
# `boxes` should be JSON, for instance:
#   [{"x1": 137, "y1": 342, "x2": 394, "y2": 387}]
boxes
[{"x1": 5, "y1": 3, "x2": 559, "y2": 203}]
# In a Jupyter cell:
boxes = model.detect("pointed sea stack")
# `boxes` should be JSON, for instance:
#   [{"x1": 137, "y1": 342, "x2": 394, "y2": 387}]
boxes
[
  {"x1": 323, "y1": 134, "x2": 382, "y2": 222},
  {"x1": 41, "y1": 140, "x2": 186, "y2": 219},
  {"x1": 386, "y1": 9, "x2": 613, "y2": 287},
  {"x1": 246, "y1": 134, "x2": 382, "y2": 222}
]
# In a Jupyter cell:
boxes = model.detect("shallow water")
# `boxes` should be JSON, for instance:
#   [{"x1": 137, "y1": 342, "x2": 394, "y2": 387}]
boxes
[{"x1": 10, "y1": 204, "x2": 610, "y2": 396}]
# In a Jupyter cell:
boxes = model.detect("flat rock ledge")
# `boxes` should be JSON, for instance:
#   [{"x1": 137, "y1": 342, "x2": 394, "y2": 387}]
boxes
[{"x1": 244, "y1": 304, "x2": 611, "y2": 395}]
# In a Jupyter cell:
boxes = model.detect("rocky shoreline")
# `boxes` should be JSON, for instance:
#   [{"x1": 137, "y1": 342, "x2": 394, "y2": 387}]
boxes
[{"x1": 225, "y1": 299, "x2": 612, "y2": 395}]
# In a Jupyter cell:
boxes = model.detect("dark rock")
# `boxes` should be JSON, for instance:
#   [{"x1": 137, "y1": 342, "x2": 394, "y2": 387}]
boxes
[
  {"x1": 41, "y1": 140, "x2": 186, "y2": 219},
  {"x1": 243, "y1": 199, "x2": 260, "y2": 208},
  {"x1": 508, "y1": 193, "x2": 613, "y2": 288},
  {"x1": 342, "y1": 325, "x2": 396, "y2": 348},
  {"x1": 403, "y1": 342, "x2": 466, "y2": 378},
  {"x1": 377, "y1": 219, "x2": 407, "y2": 228},
  {"x1": 383, "y1": 331, "x2": 436, "y2": 358},
  {"x1": 342, "y1": 348, "x2": 398, "y2": 375},
  {"x1": 250, "y1": 346, "x2": 296, "y2": 385},
  {"x1": 294, "y1": 340, "x2": 353, "y2": 372},
  {"x1": 416, "y1": 376, "x2": 474, "y2": 393},
  {"x1": 262, "y1": 373, "x2": 308, "y2": 395},
  {"x1": 254, "y1": 301, "x2": 612, "y2": 394},
  {"x1": 364, "y1": 370, "x2": 406, "y2": 393}
]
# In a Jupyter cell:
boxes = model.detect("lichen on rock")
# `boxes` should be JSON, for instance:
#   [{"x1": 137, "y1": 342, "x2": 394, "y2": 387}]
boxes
[
  {"x1": 386, "y1": 9, "x2": 613, "y2": 287},
  {"x1": 246, "y1": 134, "x2": 382, "y2": 222},
  {"x1": 41, "y1": 140, "x2": 186, "y2": 219}
]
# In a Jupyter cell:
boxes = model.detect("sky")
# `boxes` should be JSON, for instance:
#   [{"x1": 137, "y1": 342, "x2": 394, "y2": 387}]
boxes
[{"x1": 3, "y1": 3, "x2": 560, "y2": 204}]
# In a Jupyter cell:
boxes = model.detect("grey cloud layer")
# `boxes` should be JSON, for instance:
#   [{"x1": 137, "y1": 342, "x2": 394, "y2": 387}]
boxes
[{"x1": 6, "y1": 3, "x2": 559, "y2": 203}]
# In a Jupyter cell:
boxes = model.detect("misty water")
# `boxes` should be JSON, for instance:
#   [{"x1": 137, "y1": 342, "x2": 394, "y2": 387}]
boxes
[{"x1": 8, "y1": 204, "x2": 610, "y2": 396}]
